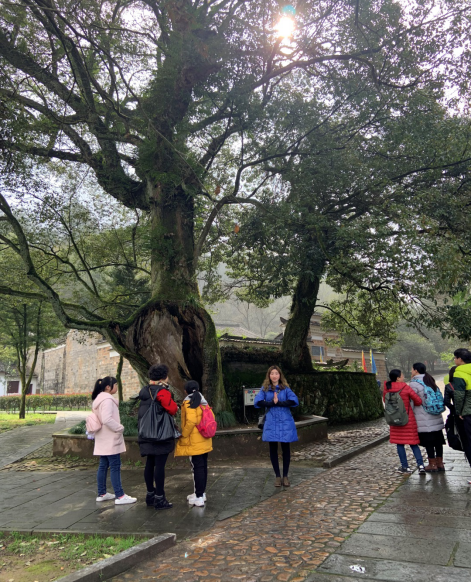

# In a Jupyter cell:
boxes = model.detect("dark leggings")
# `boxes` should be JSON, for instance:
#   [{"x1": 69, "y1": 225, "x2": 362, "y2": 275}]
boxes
[
  {"x1": 425, "y1": 444, "x2": 443, "y2": 459},
  {"x1": 268, "y1": 442, "x2": 291, "y2": 477},
  {"x1": 144, "y1": 453, "x2": 169, "y2": 496}
]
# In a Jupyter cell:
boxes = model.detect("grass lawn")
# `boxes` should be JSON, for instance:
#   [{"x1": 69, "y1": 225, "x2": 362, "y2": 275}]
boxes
[
  {"x1": 0, "y1": 413, "x2": 56, "y2": 434},
  {"x1": 0, "y1": 531, "x2": 145, "y2": 582}
]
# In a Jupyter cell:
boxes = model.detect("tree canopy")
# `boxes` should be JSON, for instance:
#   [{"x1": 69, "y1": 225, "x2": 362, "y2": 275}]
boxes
[{"x1": 1, "y1": 0, "x2": 471, "y2": 401}]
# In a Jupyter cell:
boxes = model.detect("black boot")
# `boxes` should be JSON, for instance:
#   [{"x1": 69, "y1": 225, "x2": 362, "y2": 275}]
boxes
[
  {"x1": 145, "y1": 491, "x2": 155, "y2": 506},
  {"x1": 154, "y1": 496, "x2": 173, "y2": 510}
]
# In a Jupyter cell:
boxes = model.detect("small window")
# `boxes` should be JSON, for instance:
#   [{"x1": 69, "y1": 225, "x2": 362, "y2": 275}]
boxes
[
  {"x1": 311, "y1": 346, "x2": 325, "y2": 357},
  {"x1": 7, "y1": 381, "x2": 19, "y2": 394}
]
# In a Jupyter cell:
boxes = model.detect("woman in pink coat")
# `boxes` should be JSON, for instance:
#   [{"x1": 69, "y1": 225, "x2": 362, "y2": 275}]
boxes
[
  {"x1": 91, "y1": 376, "x2": 136, "y2": 505},
  {"x1": 383, "y1": 369, "x2": 426, "y2": 475}
]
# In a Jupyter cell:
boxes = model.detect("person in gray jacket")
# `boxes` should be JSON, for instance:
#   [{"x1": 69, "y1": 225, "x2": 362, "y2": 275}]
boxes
[{"x1": 410, "y1": 362, "x2": 445, "y2": 472}]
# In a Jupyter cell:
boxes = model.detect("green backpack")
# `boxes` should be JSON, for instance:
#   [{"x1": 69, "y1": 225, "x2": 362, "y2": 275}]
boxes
[{"x1": 384, "y1": 388, "x2": 410, "y2": 427}]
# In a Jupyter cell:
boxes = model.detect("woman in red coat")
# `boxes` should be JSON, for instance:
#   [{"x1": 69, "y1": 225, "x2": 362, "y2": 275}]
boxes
[{"x1": 383, "y1": 369, "x2": 426, "y2": 475}]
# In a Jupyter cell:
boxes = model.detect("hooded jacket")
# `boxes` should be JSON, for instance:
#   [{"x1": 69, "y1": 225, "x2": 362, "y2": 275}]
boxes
[
  {"x1": 254, "y1": 385, "x2": 299, "y2": 443},
  {"x1": 92, "y1": 392, "x2": 125, "y2": 456},
  {"x1": 383, "y1": 382, "x2": 422, "y2": 445},
  {"x1": 452, "y1": 363, "x2": 471, "y2": 417},
  {"x1": 410, "y1": 374, "x2": 445, "y2": 433},
  {"x1": 175, "y1": 394, "x2": 213, "y2": 457}
]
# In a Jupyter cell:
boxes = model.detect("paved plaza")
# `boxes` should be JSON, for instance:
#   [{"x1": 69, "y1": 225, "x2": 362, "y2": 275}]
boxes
[
  {"x1": 0, "y1": 464, "x2": 322, "y2": 539},
  {"x1": 106, "y1": 443, "x2": 471, "y2": 582},
  {"x1": 2, "y1": 418, "x2": 471, "y2": 581}
]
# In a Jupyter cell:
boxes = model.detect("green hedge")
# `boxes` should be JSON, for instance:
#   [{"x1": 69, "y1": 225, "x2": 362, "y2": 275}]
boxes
[
  {"x1": 222, "y1": 364, "x2": 383, "y2": 424},
  {"x1": 0, "y1": 394, "x2": 92, "y2": 413}
]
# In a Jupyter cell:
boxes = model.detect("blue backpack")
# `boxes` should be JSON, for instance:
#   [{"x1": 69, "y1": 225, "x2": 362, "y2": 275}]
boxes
[{"x1": 414, "y1": 378, "x2": 445, "y2": 415}]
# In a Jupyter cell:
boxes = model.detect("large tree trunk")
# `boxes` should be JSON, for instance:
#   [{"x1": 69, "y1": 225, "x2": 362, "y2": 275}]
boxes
[
  {"x1": 107, "y1": 183, "x2": 230, "y2": 413},
  {"x1": 282, "y1": 273, "x2": 322, "y2": 371},
  {"x1": 119, "y1": 301, "x2": 227, "y2": 411}
]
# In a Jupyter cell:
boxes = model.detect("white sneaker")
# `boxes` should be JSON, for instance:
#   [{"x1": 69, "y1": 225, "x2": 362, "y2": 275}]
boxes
[
  {"x1": 115, "y1": 494, "x2": 137, "y2": 505},
  {"x1": 189, "y1": 496, "x2": 205, "y2": 507},
  {"x1": 96, "y1": 493, "x2": 115, "y2": 502},
  {"x1": 187, "y1": 493, "x2": 206, "y2": 503}
]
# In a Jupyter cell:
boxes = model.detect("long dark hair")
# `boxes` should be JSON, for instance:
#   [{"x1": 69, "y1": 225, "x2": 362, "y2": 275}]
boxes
[
  {"x1": 412, "y1": 362, "x2": 439, "y2": 391},
  {"x1": 262, "y1": 365, "x2": 288, "y2": 391},
  {"x1": 386, "y1": 369, "x2": 402, "y2": 390},
  {"x1": 184, "y1": 380, "x2": 202, "y2": 409},
  {"x1": 92, "y1": 376, "x2": 117, "y2": 400}
]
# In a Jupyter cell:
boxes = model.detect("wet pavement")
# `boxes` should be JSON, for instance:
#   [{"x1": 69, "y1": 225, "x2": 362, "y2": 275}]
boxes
[
  {"x1": 317, "y1": 444, "x2": 471, "y2": 581},
  {"x1": 0, "y1": 464, "x2": 322, "y2": 538},
  {"x1": 0, "y1": 421, "x2": 71, "y2": 469},
  {"x1": 108, "y1": 442, "x2": 408, "y2": 582}
]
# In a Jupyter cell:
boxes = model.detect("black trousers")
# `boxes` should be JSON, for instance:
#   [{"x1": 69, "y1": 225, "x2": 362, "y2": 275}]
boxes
[
  {"x1": 190, "y1": 453, "x2": 208, "y2": 498},
  {"x1": 462, "y1": 416, "x2": 471, "y2": 467},
  {"x1": 268, "y1": 442, "x2": 291, "y2": 477},
  {"x1": 425, "y1": 444, "x2": 443, "y2": 459},
  {"x1": 144, "y1": 453, "x2": 169, "y2": 497},
  {"x1": 457, "y1": 416, "x2": 471, "y2": 467}
]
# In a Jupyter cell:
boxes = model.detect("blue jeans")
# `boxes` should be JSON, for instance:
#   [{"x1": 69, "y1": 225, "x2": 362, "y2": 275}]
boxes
[
  {"x1": 97, "y1": 454, "x2": 124, "y2": 498},
  {"x1": 397, "y1": 444, "x2": 424, "y2": 468}
]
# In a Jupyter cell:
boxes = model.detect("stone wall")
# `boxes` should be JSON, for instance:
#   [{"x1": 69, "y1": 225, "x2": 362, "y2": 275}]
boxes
[
  {"x1": 37, "y1": 344, "x2": 67, "y2": 394},
  {"x1": 35, "y1": 330, "x2": 141, "y2": 399},
  {"x1": 96, "y1": 344, "x2": 141, "y2": 399}
]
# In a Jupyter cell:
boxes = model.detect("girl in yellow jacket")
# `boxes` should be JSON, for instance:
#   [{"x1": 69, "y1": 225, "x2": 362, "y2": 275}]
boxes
[{"x1": 175, "y1": 380, "x2": 213, "y2": 507}]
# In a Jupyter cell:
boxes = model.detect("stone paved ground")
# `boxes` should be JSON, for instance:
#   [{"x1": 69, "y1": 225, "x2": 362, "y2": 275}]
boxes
[
  {"x1": 317, "y1": 444, "x2": 471, "y2": 581},
  {"x1": 0, "y1": 421, "x2": 71, "y2": 469},
  {"x1": 293, "y1": 418, "x2": 388, "y2": 464},
  {"x1": 0, "y1": 464, "x2": 322, "y2": 538},
  {"x1": 109, "y1": 441, "x2": 409, "y2": 582}
]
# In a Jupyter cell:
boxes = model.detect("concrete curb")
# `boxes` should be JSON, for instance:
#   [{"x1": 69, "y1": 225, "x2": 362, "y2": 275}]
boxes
[
  {"x1": 323, "y1": 434, "x2": 389, "y2": 468},
  {"x1": 54, "y1": 533, "x2": 176, "y2": 582}
]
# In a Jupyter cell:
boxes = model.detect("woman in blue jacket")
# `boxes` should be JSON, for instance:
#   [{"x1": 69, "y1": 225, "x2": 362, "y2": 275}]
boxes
[{"x1": 254, "y1": 365, "x2": 299, "y2": 487}]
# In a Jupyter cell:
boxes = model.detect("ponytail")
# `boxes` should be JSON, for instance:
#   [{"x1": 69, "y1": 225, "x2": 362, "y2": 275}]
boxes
[
  {"x1": 423, "y1": 372, "x2": 439, "y2": 392},
  {"x1": 184, "y1": 380, "x2": 203, "y2": 409},
  {"x1": 386, "y1": 369, "x2": 402, "y2": 391},
  {"x1": 91, "y1": 376, "x2": 117, "y2": 400}
]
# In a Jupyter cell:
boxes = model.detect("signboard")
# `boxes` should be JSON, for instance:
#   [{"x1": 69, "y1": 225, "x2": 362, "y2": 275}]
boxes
[{"x1": 243, "y1": 388, "x2": 259, "y2": 406}]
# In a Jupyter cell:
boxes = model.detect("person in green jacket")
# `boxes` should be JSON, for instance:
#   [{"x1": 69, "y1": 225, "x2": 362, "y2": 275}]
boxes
[{"x1": 452, "y1": 348, "x2": 471, "y2": 483}]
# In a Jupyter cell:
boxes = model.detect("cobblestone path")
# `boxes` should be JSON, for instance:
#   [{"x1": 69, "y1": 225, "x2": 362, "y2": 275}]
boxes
[{"x1": 111, "y1": 442, "x2": 408, "y2": 582}]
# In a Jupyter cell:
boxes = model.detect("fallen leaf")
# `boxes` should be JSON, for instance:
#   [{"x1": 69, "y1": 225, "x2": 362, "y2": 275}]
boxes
[
  {"x1": 80, "y1": 551, "x2": 87, "y2": 557},
  {"x1": 103, "y1": 554, "x2": 112, "y2": 558}
]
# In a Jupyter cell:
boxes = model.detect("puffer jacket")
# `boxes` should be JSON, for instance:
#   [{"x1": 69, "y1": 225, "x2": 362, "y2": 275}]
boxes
[
  {"x1": 452, "y1": 363, "x2": 471, "y2": 417},
  {"x1": 254, "y1": 385, "x2": 299, "y2": 443},
  {"x1": 410, "y1": 374, "x2": 445, "y2": 433},
  {"x1": 383, "y1": 382, "x2": 422, "y2": 445},
  {"x1": 175, "y1": 395, "x2": 213, "y2": 457},
  {"x1": 92, "y1": 393, "x2": 125, "y2": 456}
]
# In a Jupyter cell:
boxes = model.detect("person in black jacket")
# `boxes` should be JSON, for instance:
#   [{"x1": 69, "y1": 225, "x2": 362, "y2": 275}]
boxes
[
  {"x1": 137, "y1": 364, "x2": 178, "y2": 510},
  {"x1": 445, "y1": 365, "x2": 471, "y2": 468}
]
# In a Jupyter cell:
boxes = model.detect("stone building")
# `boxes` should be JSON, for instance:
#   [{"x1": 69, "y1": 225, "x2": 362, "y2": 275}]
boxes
[{"x1": 35, "y1": 330, "x2": 141, "y2": 400}]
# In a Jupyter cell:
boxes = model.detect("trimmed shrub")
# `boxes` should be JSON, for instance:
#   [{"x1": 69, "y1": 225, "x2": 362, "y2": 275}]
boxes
[{"x1": 0, "y1": 394, "x2": 91, "y2": 413}]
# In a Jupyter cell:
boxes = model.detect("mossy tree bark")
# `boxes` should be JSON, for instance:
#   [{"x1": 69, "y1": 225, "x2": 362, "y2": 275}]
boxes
[{"x1": 282, "y1": 272, "x2": 323, "y2": 372}]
